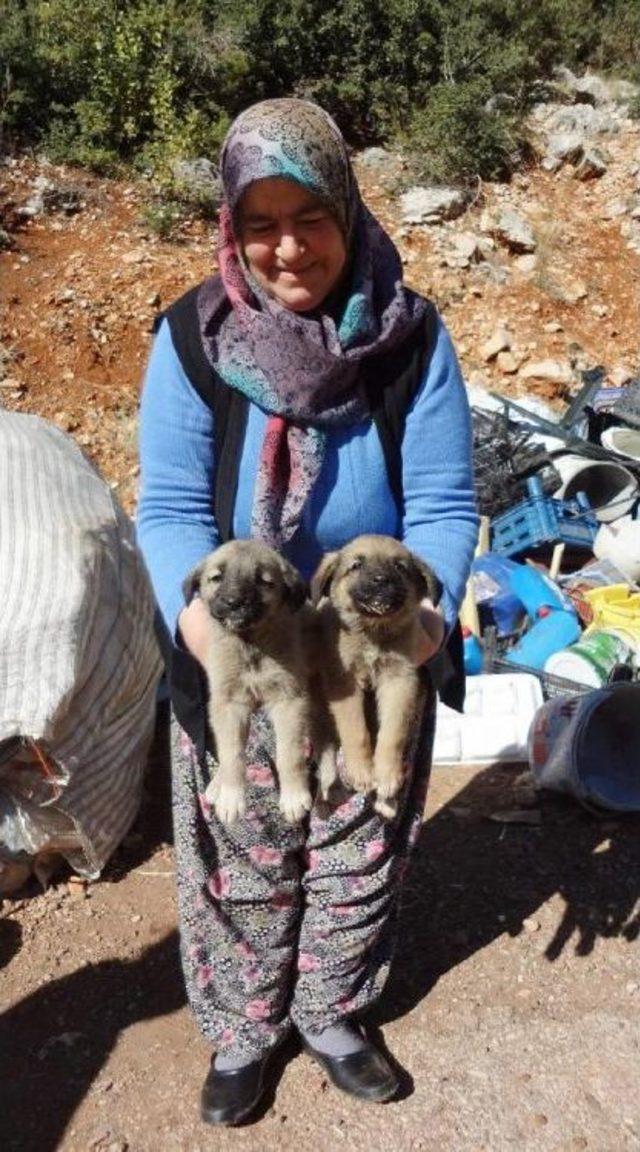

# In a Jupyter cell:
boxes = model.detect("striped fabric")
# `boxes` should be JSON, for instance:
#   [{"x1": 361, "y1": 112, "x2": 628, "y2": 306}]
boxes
[{"x1": 0, "y1": 413, "x2": 162, "y2": 877}]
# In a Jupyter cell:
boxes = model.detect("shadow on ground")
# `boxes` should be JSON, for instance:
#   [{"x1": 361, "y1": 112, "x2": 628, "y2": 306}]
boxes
[
  {"x1": 375, "y1": 761, "x2": 640, "y2": 1026},
  {"x1": 3, "y1": 740, "x2": 639, "y2": 1147},
  {"x1": 0, "y1": 931, "x2": 185, "y2": 1152}
]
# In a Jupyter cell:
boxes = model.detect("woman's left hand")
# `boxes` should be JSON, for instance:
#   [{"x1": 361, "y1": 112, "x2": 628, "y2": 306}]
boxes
[{"x1": 415, "y1": 599, "x2": 446, "y2": 666}]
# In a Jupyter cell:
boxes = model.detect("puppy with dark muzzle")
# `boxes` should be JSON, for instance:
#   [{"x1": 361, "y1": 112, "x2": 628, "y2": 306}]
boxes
[
  {"x1": 311, "y1": 535, "x2": 442, "y2": 817},
  {"x1": 183, "y1": 540, "x2": 321, "y2": 826}
]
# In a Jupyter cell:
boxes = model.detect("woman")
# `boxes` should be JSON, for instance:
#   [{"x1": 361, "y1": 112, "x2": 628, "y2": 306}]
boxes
[{"x1": 137, "y1": 99, "x2": 478, "y2": 1126}]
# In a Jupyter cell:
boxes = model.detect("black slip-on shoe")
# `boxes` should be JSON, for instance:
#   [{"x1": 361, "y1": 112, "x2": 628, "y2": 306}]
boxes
[
  {"x1": 302, "y1": 1040, "x2": 400, "y2": 1103},
  {"x1": 200, "y1": 1051, "x2": 273, "y2": 1127}
]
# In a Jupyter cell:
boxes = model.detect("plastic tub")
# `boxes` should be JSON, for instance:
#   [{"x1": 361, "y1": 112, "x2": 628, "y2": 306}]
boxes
[
  {"x1": 528, "y1": 683, "x2": 640, "y2": 811},
  {"x1": 554, "y1": 454, "x2": 638, "y2": 523}
]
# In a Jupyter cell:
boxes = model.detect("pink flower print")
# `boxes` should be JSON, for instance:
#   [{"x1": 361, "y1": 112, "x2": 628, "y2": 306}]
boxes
[
  {"x1": 219, "y1": 1027, "x2": 235, "y2": 1048},
  {"x1": 245, "y1": 998, "x2": 271, "y2": 1021},
  {"x1": 271, "y1": 889, "x2": 295, "y2": 910},
  {"x1": 249, "y1": 845, "x2": 283, "y2": 867},
  {"x1": 235, "y1": 940, "x2": 257, "y2": 962},
  {"x1": 187, "y1": 942, "x2": 202, "y2": 961},
  {"x1": 246, "y1": 763, "x2": 274, "y2": 787},
  {"x1": 304, "y1": 849, "x2": 320, "y2": 872},
  {"x1": 180, "y1": 730, "x2": 196, "y2": 758},
  {"x1": 347, "y1": 875, "x2": 366, "y2": 893},
  {"x1": 196, "y1": 963, "x2": 214, "y2": 990},
  {"x1": 331, "y1": 904, "x2": 353, "y2": 918},
  {"x1": 336, "y1": 794, "x2": 361, "y2": 819},
  {"x1": 298, "y1": 952, "x2": 321, "y2": 973},
  {"x1": 243, "y1": 964, "x2": 260, "y2": 986},
  {"x1": 207, "y1": 868, "x2": 231, "y2": 899},
  {"x1": 365, "y1": 839, "x2": 385, "y2": 863},
  {"x1": 198, "y1": 792, "x2": 212, "y2": 819},
  {"x1": 337, "y1": 996, "x2": 358, "y2": 1016}
]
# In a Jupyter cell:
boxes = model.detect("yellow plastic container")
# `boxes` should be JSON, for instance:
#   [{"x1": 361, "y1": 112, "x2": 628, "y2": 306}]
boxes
[{"x1": 584, "y1": 585, "x2": 640, "y2": 637}]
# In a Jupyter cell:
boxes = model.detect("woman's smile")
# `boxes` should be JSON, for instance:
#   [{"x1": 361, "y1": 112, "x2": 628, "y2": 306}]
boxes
[{"x1": 238, "y1": 177, "x2": 347, "y2": 312}]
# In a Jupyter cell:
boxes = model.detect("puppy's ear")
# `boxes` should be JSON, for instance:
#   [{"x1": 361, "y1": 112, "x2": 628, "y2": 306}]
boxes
[
  {"x1": 182, "y1": 561, "x2": 205, "y2": 605},
  {"x1": 410, "y1": 554, "x2": 443, "y2": 607},
  {"x1": 310, "y1": 552, "x2": 339, "y2": 604},
  {"x1": 279, "y1": 557, "x2": 308, "y2": 612}
]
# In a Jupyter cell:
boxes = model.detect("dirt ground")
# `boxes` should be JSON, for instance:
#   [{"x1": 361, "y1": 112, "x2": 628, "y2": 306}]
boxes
[{"x1": 1, "y1": 130, "x2": 640, "y2": 1152}]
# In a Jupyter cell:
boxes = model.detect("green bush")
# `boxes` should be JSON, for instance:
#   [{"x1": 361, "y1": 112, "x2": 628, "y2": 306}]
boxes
[{"x1": 1, "y1": 0, "x2": 638, "y2": 185}]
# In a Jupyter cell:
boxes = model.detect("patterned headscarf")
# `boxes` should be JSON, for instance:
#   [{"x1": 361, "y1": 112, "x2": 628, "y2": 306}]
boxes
[{"x1": 197, "y1": 98, "x2": 427, "y2": 549}]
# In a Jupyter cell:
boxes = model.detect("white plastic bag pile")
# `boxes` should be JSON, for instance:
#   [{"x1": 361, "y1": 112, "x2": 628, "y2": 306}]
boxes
[{"x1": 0, "y1": 413, "x2": 162, "y2": 886}]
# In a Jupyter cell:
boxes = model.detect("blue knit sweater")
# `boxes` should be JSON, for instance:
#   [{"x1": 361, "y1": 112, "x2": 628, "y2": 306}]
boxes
[{"x1": 137, "y1": 312, "x2": 478, "y2": 637}]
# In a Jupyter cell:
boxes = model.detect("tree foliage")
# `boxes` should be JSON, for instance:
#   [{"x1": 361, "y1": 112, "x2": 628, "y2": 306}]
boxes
[{"x1": 1, "y1": 0, "x2": 638, "y2": 182}]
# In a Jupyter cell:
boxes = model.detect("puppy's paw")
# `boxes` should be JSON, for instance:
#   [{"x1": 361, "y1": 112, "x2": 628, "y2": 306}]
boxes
[
  {"x1": 374, "y1": 794, "x2": 398, "y2": 820},
  {"x1": 373, "y1": 773, "x2": 401, "y2": 820},
  {"x1": 318, "y1": 750, "x2": 338, "y2": 801},
  {"x1": 212, "y1": 781, "x2": 246, "y2": 826},
  {"x1": 342, "y1": 760, "x2": 375, "y2": 795},
  {"x1": 279, "y1": 785, "x2": 313, "y2": 824}
]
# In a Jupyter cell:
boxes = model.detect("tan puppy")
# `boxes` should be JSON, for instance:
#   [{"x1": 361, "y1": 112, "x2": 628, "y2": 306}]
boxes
[
  {"x1": 311, "y1": 535, "x2": 441, "y2": 816},
  {"x1": 183, "y1": 540, "x2": 318, "y2": 826}
]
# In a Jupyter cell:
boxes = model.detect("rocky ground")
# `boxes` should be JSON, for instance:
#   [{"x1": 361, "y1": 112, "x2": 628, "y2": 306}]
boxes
[{"x1": 1, "y1": 71, "x2": 640, "y2": 1151}]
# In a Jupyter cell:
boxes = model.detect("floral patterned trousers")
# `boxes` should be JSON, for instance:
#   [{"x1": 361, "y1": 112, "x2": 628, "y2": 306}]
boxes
[{"x1": 170, "y1": 691, "x2": 436, "y2": 1061}]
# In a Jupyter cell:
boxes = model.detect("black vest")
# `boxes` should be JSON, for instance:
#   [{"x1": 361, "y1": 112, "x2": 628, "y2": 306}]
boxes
[{"x1": 155, "y1": 283, "x2": 464, "y2": 758}]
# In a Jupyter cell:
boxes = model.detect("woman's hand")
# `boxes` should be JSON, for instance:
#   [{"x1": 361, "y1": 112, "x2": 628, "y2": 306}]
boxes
[
  {"x1": 415, "y1": 599, "x2": 446, "y2": 666},
  {"x1": 177, "y1": 597, "x2": 214, "y2": 669}
]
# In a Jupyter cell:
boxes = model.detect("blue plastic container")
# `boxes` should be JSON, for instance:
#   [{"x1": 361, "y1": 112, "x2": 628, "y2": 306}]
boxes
[
  {"x1": 491, "y1": 476, "x2": 598, "y2": 557},
  {"x1": 472, "y1": 554, "x2": 525, "y2": 636},
  {"x1": 504, "y1": 609, "x2": 581, "y2": 671},
  {"x1": 463, "y1": 630, "x2": 484, "y2": 675},
  {"x1": 508, "y1": 564, "x2": 575, "y2": 618}
]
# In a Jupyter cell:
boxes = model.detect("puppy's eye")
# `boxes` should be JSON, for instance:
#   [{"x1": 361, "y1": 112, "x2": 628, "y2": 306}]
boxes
[
  {"x1": 258, "y1": 571, "x2": 275, "y2": 586},
  {"x1": 393, "y1": 558, "x2": 409, "y2": 573},
  {"x1": 206, "y1": 571, "x2": 222, "y2": 584},
  {"x1": 347, "y1": 557, "x2": 363, "y2": 573}
]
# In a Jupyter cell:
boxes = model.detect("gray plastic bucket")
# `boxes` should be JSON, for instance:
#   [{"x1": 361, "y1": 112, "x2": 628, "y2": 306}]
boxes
[
  {"x1": 554, "y1": 454, "x2": 638, "y2": 523},
  {"x1": 528, "y1": 683, "x2": 640, "y2": 812}
]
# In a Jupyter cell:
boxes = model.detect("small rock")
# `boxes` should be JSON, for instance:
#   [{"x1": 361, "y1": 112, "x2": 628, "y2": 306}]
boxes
[
  {"x1": 542, "y1": 132, "x2": 584, "y2": 172},
  {"x1": 520, "y1": 359, "x2": 573, "y2": 385},
  {"x1": 486, "y1": 209, "x2": 536, "y2": 254},
  {"x1": 523, "y1": 917, "x2": 541, "y2": 934},
  {"x1": 146, "y1": 291, "x2": 161, "y2": 308},
  {"x1": 626, "y1": 981, "x2": 639, "y2": 995},
  {"x1": 496, "y1": 351, "x2": 521, "y2": 375},
  {"x1": 608, "y1": 364, "x2": 635, "y2": 387},
  {"x1": 481, "y1": 328, "x2": 511, "y2": 362},
  {"x1": 0, "y1": 377, "x2": 21, "y2": 391},
  {"x1": 543, "y1": 321, "x2": 564, "y2": 333},
  {"x1": 359, "y1": 147, "x2": 399, "y2": 172},
  {"x1": 574, "y1": 146, "x2": 609, "y2": 180},
  {"x1": 532, "y1": 1112, "x2": 549, "y2": 1127},
  {"x1": 451, "y1": 232, "x2": 484, "y2": 262},
  {"x1": 601, "y1": 198, "x2": 629, "y2": 220},
  {"x1": 67, "y1": 876, "x2": 88, "y2": 898},
  {"x1": 171, "y1": 157, "x2": 222, "y2": 208},
  {"x1": 513, "y1": 254, "x2": 537, "y2": 274},
  {"x1": 400, "y1": 186, "x2": 466, "y2": 225},
  {"x1": 554, "y1": 276, "x2": 589, "y2": 305},
  {"x1": 122, "y1": 250, "x2": 149, "y2": 266}
]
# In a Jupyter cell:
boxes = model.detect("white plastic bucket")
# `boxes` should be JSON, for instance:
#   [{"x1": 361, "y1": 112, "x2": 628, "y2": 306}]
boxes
[
  {"x1": 554, "y1": 453, "x2": 638, "y2": 523},
  {"x1": 600, "y1": 425, "x2": 640, "y2": 464},
  {"x1": 528, "y1": 683, "x2": 640, "y2": 811},
  {"x1": 594, "y1": 518, "x2": 640, "y2": 582}
]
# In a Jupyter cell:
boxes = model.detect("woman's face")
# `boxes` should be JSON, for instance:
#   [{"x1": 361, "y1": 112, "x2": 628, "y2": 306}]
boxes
[{"x1": 238, "y1": 177, "x2": 348, "y2": 312}]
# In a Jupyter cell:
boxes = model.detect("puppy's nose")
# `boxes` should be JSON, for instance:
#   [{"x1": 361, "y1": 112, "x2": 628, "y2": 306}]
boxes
[{"x1": 218, "y1": 593, "x2": 246, "y2": 612}]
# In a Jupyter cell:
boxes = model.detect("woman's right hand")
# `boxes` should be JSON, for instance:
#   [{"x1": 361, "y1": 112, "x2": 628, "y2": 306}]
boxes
[{"x1": 177, "y1": 597, "x2": 214, "y2": 669}]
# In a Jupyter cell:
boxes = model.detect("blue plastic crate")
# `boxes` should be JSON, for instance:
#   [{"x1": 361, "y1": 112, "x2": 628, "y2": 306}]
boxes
[{"x1": 490, "y1": 476, "x2": 598, "y2": 557}]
